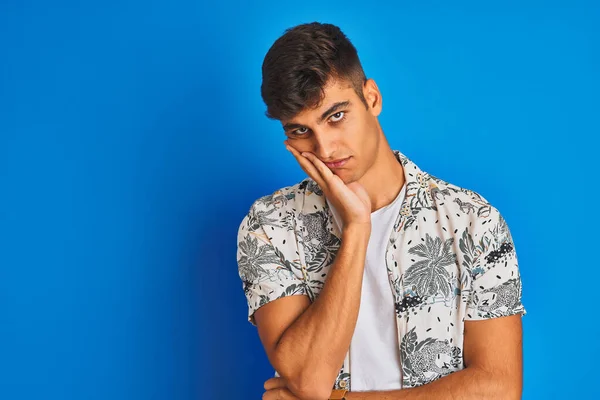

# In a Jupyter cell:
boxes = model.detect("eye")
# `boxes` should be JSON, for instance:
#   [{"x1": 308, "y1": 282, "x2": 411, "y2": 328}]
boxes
[
  {"x1": 329, "y1": 111, "x2": 345, "y2": 123},
  {"x1": 292, "y1": 127, "x2": 309, "y2": 135}
]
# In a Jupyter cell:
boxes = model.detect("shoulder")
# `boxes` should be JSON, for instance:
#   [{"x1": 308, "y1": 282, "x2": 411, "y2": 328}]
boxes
[
  {"x1": 429, "y1": 174, "x2": 495, "y2": 216},
  {"x1": 238, "y1": 177, "x2": 324, "y2": 232},
  {"x1": 249, "y1": 177, "x2": 320, "y2": 213},
  {"x1": 427, "y1": 174, "x2": 508, "y2": 237}
]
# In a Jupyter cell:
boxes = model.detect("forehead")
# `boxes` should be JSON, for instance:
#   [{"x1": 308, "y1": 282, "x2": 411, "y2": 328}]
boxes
[
  {"x1": 316, "y1": 80, "x2": 356, "y2": 109},
  {"x1": 322, "y1": 79, "x2": 354, "y2": 98}
]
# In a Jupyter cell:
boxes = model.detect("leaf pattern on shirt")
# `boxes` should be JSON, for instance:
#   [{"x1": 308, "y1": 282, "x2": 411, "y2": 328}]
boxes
[
  {"x1": 257, "y1": 190, "x2": 296, "y2": 210},
  {"x1": 237, "y1": 235, "x2": 283, "y2": 283},
  {"x1": 246, "y1": 205, "x2": 282, "y2": 232},
  {"x1": 490, "y1": 213, "x2": 511, "y2": 248},
  {"x1": 458, "y1": 227, "x2": 483, "y2": 287},
  {"x1": 404, "y1": 234, "x2": 457, "y2": 299},
  {"x1": 236, "y1": 148, "x2": 527, "y2": 389}
]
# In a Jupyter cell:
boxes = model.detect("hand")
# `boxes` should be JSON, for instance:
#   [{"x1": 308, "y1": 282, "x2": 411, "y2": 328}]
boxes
[
  {"x1": 284, "y1": 140, "x2": 372, "y2": 229},
  {"x1": 263, "y1": 377, "x2": 301, "y2": 400}
]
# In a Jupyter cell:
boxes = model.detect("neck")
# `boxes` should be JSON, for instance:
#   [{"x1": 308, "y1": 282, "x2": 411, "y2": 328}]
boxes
[{"x1": 358, "y1": 130, "x2": 406, "y2": 213}]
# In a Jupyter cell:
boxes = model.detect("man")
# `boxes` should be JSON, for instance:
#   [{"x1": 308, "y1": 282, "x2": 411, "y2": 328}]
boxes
[{"x1": 236, "y1": 22, "x2": 526, "y2": 400}]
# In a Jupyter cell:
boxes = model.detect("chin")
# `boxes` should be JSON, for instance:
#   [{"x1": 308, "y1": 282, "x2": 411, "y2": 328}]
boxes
[{"x1": 334, "y1": 170, "x2": 355, "y2": 184}]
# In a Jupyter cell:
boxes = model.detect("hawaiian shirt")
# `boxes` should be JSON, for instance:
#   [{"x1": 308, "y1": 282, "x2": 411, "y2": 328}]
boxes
[{"x1": 236, "y1": 149, "x2": 527, "y2": 390}]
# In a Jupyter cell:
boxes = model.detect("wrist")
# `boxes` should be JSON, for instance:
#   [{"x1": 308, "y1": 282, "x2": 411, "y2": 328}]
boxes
[
  {"x1": 343, "y1": 226, "x2": 370, "y2": 245},
  {"x1": 343, "y1": 222, "x2": 371, "y2": 237}
]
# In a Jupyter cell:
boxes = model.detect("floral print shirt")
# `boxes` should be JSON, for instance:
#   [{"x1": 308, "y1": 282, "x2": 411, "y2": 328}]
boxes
[{"x1": 236, "y1": 149, "x2": 527, "y2": 390}]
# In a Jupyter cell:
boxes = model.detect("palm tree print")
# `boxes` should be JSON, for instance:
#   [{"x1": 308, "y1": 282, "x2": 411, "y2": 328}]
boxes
[
  {"x1": 238, "y1": 236, "x2": 285, "y2": 283},
  {"x1": 404, "y1": 234, "x2": 457, "y2": 299},
  {"x1": 247, "y1": 206, "x2": 282, "y2": 232}
]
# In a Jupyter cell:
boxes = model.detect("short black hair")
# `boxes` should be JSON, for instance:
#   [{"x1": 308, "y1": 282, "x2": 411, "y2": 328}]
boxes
[{"x1": 261, "y1": 22, "x2": 368, "y2": 122}]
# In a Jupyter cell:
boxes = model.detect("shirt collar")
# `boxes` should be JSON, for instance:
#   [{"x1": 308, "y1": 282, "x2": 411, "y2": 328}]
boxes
[{"x1": 392, "y1": 149, "x2": 437, "y2": 212}]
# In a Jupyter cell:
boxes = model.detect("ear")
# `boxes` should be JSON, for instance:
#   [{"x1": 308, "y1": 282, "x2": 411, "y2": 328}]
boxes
[{"x1": 363, "y1": 78, "x2": 382, "y2": 117}]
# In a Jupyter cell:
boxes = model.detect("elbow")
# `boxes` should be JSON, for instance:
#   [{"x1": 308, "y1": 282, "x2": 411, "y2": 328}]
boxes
[
  {"x1": 495, "y1": 371, "x2": 522, "y2": 400},
  {"x1": 273, "y1": 358, "x2": 332, "y2": 400},
  {"x1": 493, "y1": 385, "x2": 521, "y2": 400},
  {"x1": 285, "y1": 378, "x2": 332, "y2": 400},
  {"x1": 471, "y1": 366, "x2": 522, "y2": 400},
  {"x1": 503, "y1": 384, "x2": 522, "y2": 400}
]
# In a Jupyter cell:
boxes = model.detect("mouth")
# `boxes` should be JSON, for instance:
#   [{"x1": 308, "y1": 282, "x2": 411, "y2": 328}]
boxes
[{"x1": 323, "y1": 157, "x2": 350, "y2": 168}]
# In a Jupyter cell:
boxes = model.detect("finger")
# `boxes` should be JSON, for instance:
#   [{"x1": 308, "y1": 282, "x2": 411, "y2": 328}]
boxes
[
  {"x1": 284, "y1": 141, "x2": 313, "y2": 171},
  {"x1": 263, "y1": 388, "x2": 301, "y2": 400},
  {"x1": 264, "y1": 377, "x2": 286, "y2": 390},
  {"x1": 262, "y1": 388, "x2": 282, "y2": 400},
  {"x1": 300, "y1": 151, "x2": 335, "y2": 183},
  {"x1": 284, "y1": 142, "x2": 327, "y2": 190},
  {"x1": 283, "y1": 140, "x2": 330, "y2": 182}
]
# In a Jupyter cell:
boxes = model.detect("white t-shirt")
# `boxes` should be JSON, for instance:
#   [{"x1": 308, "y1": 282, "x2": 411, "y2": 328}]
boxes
[{"x1": 326, "y1": 183, "x2": 406, "y2": 392}]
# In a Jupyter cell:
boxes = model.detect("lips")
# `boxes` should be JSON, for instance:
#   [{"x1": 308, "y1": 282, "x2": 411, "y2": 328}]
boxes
[{"x1": 324, "y1": 157, "x2": 350, "y2": 168}]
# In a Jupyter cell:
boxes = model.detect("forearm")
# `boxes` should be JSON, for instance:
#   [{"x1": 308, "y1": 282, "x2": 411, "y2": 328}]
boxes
[
  {"x1": 345, "y1": 366, "x2": 519, "y2": 400},
  {"x1": 274, "y1": 224, "x2": 370, "y2": 396}
]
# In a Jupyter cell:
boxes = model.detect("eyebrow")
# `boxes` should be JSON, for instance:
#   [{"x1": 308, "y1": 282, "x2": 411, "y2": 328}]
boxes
[{"x1": 283, "y1": 100, "x2": 351, "y2": 132}]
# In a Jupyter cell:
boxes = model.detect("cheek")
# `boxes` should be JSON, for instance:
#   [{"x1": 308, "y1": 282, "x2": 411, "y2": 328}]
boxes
[
  {"x1": 347, "y1": 118, "x2": 371, "y2": 147},
  {"x1": 287, "y1": 138, "x2": 313, "y2": 153}
]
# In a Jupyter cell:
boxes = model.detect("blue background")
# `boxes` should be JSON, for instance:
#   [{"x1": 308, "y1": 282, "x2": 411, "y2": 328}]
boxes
[{"x1": 1, "y1": 1, "x2": 598, "y2": 399}]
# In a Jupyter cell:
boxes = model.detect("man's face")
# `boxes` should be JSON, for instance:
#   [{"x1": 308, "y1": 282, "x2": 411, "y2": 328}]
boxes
[{"x1": 281, "y1": 77, "x2": 382, "y2": 184}]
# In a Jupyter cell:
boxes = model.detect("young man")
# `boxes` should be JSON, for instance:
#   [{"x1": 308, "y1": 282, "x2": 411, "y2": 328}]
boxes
[{"x1": 236, "y1": 22, "x2": 526, "y2": 400}]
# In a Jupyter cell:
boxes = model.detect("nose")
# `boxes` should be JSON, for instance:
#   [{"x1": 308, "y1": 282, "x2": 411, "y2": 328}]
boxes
[{"x1": 312, "y1": 130, "x2": 337, "y2": 161}]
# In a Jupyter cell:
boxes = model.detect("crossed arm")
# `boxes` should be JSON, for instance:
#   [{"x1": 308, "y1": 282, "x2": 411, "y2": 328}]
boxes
[
  {"x1": 342, "y1": 314, "x2": 523, "y2": 399},
  {"x1": 260, "y1": 304, "x2": 523, "y2": 400},
  {"x1": 251, "y1": 223, "x2": 524, "y2": 399},
  {"x1": 249, "y1": 149, "x2": 524, "y2": 399}
]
